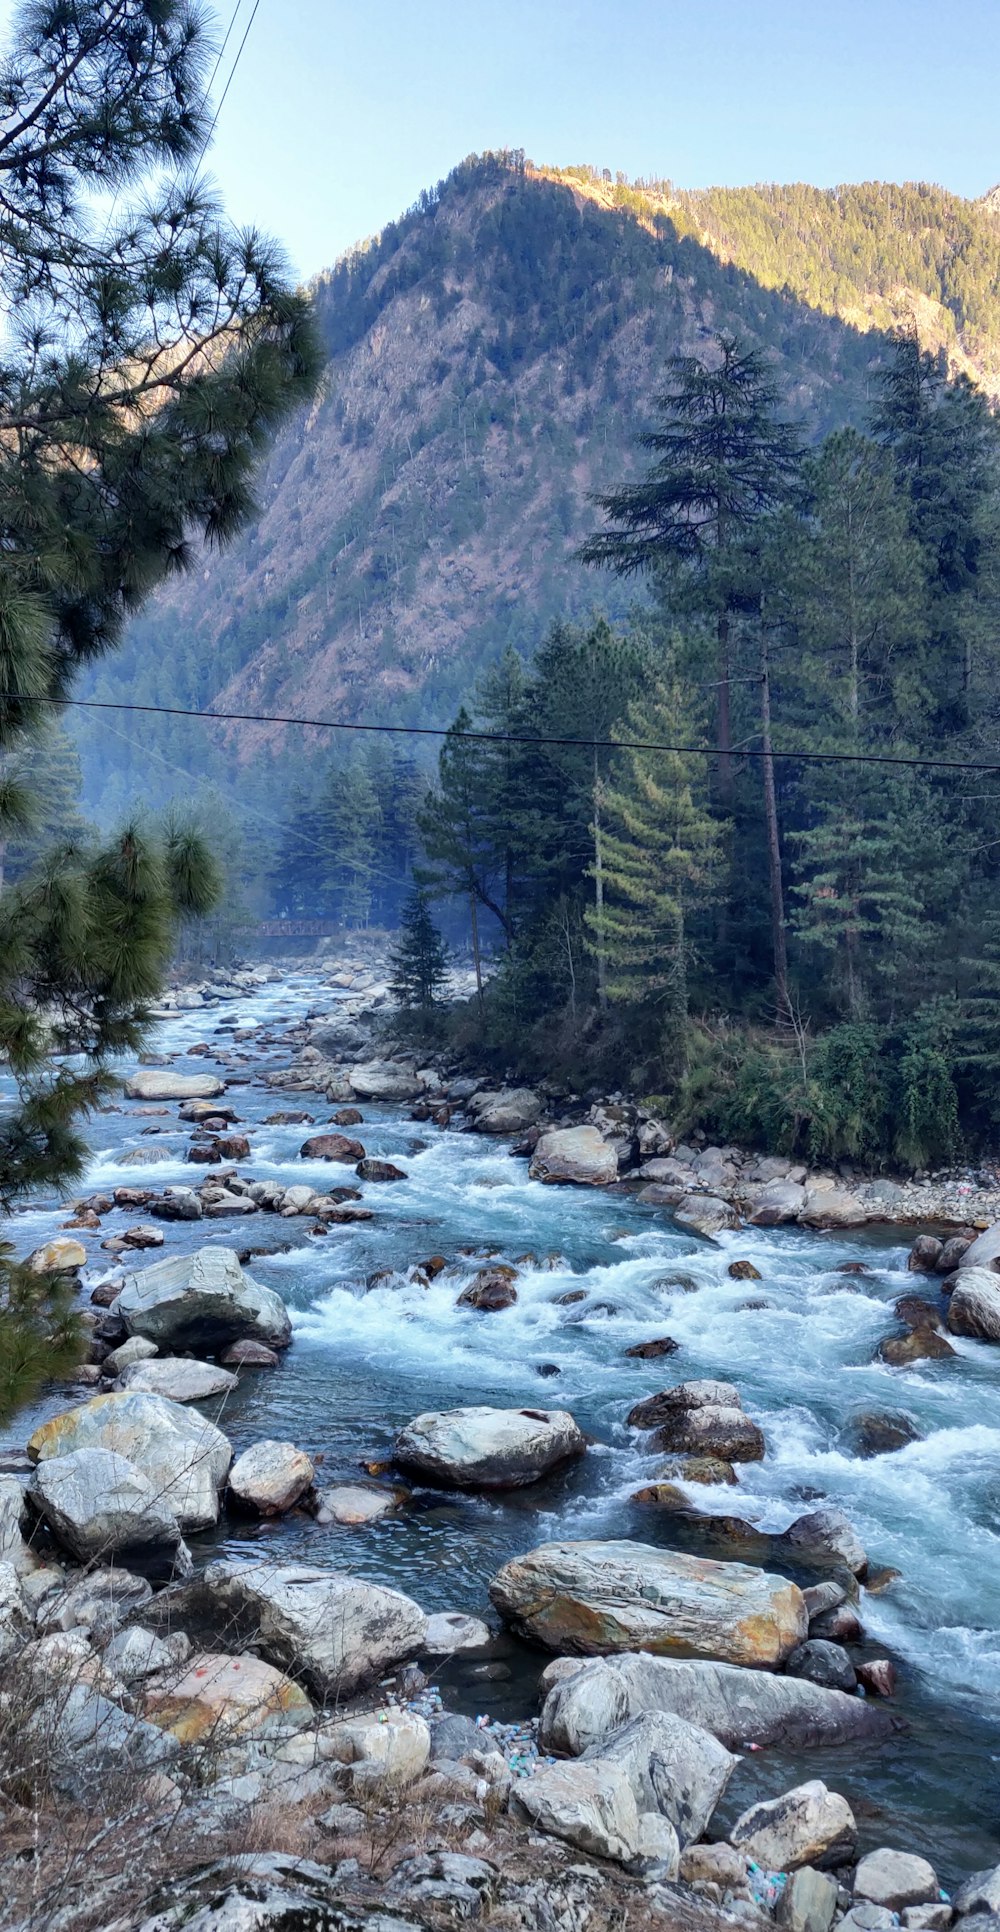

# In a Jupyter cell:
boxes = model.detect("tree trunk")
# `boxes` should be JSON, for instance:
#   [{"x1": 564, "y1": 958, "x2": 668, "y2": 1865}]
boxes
[
  {"x1": 759, "y1": 630, "x2": 790, "y2": 1020},
  {"x1": 469, "y1": 891, "x2": 484, "y2": 1011},
  {"x1": 592, "y1": 752, "x2": 607, "y2": 1010},
  {"x1": 717, "y1": 611, "x2": 733, "y2": 800}
]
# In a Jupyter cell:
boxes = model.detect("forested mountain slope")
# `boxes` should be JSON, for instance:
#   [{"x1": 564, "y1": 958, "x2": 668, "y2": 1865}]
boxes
[{"x1": 76, "y1": 153, "x2": 999, "y2": 816}]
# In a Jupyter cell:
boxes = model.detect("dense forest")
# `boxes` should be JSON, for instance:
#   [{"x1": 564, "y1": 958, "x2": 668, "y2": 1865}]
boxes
[{"x1": 367, "y1": 325, "x2": 1000, "y2": 1171}]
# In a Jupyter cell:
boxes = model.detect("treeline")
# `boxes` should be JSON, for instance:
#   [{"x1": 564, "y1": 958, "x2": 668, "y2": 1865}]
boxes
[{"x1": 403, "y1": 329, "x2": 1000, "y2": 1170}]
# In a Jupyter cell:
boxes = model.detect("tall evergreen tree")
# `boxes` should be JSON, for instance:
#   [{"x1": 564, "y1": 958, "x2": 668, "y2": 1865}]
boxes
[
  {"x1": 581, "y1": 333, "x2": 801, "y2": 794},
  {"x1": 389, "y1": 889, "x2": 449, "y2": 1011}
]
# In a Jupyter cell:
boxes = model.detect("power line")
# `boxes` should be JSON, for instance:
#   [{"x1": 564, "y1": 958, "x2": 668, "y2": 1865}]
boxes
[
  {"x1": 9, "y1": 690, "x2": 1000, "y2": 776},
  {"x1": 192, "y1": 0, "x2": 262, "y2": 172}
]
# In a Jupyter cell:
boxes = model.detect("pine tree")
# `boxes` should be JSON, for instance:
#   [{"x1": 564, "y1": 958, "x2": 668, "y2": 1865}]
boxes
[
  {"x1": 581, "y1": 333, "x2": 801, "y2": 794},
  {"x1": 389, "y1": 889, "x2": 449, "y2": 1010},
  {"x1": 317, "y1": 761, "x2": 381, "y2": 928},
  {"x1": 587, "y1": 675, "x2": 721, "y2": 1074}
]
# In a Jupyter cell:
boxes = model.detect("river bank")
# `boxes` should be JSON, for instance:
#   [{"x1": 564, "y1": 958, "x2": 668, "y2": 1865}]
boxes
[{"x1": 3, "y1": 957, "x2": 1000, "y2": 1929}]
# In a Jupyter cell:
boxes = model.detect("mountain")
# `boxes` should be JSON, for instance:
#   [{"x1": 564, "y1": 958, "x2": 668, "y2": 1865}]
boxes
[{"x1": 75, "y1": 152, "x2": 1000, "y2": 818}]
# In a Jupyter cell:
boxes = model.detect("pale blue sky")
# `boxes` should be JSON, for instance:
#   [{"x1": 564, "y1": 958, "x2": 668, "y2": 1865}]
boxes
[
  {"x1": 202, "y1": 0, "x2": 1000, "y2": 281},
  {"x1": 4, "y1": 0, "x2": 998, "y2": 282}
]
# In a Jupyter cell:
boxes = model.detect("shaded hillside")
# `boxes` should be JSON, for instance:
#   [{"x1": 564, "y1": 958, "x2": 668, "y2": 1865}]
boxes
[{"x1": 77, "y1": 154, "x2": 928, "y2": 815}]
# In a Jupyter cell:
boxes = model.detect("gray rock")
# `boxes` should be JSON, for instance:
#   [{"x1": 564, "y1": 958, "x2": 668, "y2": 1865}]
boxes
[
  {"x1": 394, "y1": 1405, "x2": 586, "y2": 1490},
  {"x1": 947, "y1": 1268, "x2": 1000, "y2": 1342},
  {"x1": 115, "y1": 1247, "x2": 291, "y2": 1352},
  {"x1": 118, "y1": 1358, "x2": 238, "y2": 1402},
  {"x1": 34, "y1": 1564, "x2": 153, "y2": 1642},
  {"x1": 840, "y1": 1909, "x2": 898, "y2": 1932},
  {"x1": 348, "y1": 1059, "x2": 424, "y2": 1101},
  {"x1": 490, "y1": 1538, "x2": 806, "y2": 1667},
  {"x1": 28, "y1": 1391, "x2": 232, "y2": 1531},
  {"x1": 956, "y1": 1224, "x2": 1000, "y2": 1272},
  {"x1": 423, "y1": 1611, "x2": 492, "y2": 1653},
  {"x1": 101, "y1": 1625, "x2": 175, "y2": 1681},
  {"x1": 0, "y1": 1559, "x2": 29, "y2": 1661},
  {"x1": 954, "y1": 1868, "x2": 1000, "y2": 1917},
  {"x1": 749, "y1": 1179, "x2": 808, "y2": 1225},
  {"x1": 124, "y1": 1069, "x2": 224, "y2": 1100},
  {"x1": 468, "y1": 1085, "x2": 542, "y2": 1133},
  {"x1": 529, "y1": 1126, "x2": 618, "y2": 1186},
  {"x1": 799, "y1": 1188, "x2": 868, "y2": 1229},
  {"x1": 149, "y1": 1186, "x2": 204, "y2": 1222},
  {"x1": 652, "y1": 1404, "x2": 766, "y2": 1463},
  {"x1": 672, "y1": 1195, "x2": 740, "y2": 1237},
  {"x1": 854, "y1": 1850, "x2": 941, "y2": 1910},
  {"x1": 201, "y1": 1560, "x2": 426, "y2": 1698},
  {"x1": 135, "y1": 1853, "x2": 417, "y2": 1932},
  {"x1": 229, "y1": 1440, "x2": 316, "y2": 1515},
  {"x1": 26, "y1": 1682, "x2": 179, "y2": 1801},
  {"x1": 781, "y1": 1507, "x2": 868, "y2": 1578},
  {"x1": 731, "y1": 1779, "x2": 858, "y2": 1870},
  {"x1": 786, "y1": 1639, "x2": 857, "y2": 1693},
  {"x1": 510, "y1": 1755, "x2": 641, "y2": 1862},
  {"x1": 385, "y1": 1851, "x2": 498, "y2": 1918},
  {"x1": 627, "y1": 1379, "x2": 742, "y2": 1423},
  {"x1": 429, "y1": 1713, "x2": 483, "y2": 1760},
  {"x1": 778, "y1": 1869, "x2": 840, "y2": 1932},
  {"x1": 583, "y1": 1708, "x2": 736, "y2": 1848},
  {"x1": 904, "y1": 1910, "x2": 953, "y2": 1931},
  {"x1": 538, "y1": 1652, "x2": 895, "y2": 1756},
  {"x1": 29, "y1": 1447, "x2": 182, "y2": 1560},
  {"x1": 103, "y1": 1336, "x2": 159, "y2": 1377}
]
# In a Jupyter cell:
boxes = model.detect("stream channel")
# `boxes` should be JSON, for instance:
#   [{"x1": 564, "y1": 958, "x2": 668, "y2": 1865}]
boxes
[{"x1": 3, "y1": 971, "x2": 999, "y2": 1880}]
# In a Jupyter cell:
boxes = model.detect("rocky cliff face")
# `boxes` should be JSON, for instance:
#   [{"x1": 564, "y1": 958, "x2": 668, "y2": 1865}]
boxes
[{"x1": 77, "y1": 155, "x2": 1000, "y2": 805}]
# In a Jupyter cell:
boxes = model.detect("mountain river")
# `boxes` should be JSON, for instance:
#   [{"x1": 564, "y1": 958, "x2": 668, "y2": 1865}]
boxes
[{"x1": 3, "y1": 971, "x2": 999, "y2": 1880}]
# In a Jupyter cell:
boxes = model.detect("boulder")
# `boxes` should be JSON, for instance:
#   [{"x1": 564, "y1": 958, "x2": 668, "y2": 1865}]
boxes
[
  {"x1": 489, "y1": 1539, "x2": 806, "y2": 1666},
  {"x1": 29, "y1": 1447, "x2": 182, "y2": 1560},
  {"x1": 347, "y1": 1060, "x2": 423, "y2": 1101},
  {"x1": 102, "y1": 1335, "x2": 158, "y2": 1377},
  {"x1": 317, "y1": 1707, "x2": 430, "y2": 1789},
  {"x1": 394, "y1": 1406, "x2": 586, "y2": 1490},
  {"x1": 672, "y1": 1195, "x2": 739, "y2": 1237},
  {"x1": 841, "y1": 1409, "x2": 924, "y2": 1456},
  {"x1": 26, "y1": 1682, "x2": 178, "y2": 1800},
  {"x1": 143, "y1": 1651, "x2": 313, "y2": 1744},
  {"x1": 878, "y1": 1329, "x2": 955, "y2": 1366},
  {"x1": 583, "y1": 1708, "x2": 736, "y2": 1848},
  {"x1": 423, "y1": 1612, "x2": 492, "y2": 1653},
  {"x1": 0, "y1": 1561, "x2": 29, "y2": 1662},
  {"x1": 34, "y1": 1565, "x2": 153, "y2": 1642},
  {"x1": 118, "y1": 1358, "x2": 238, "y2": 1402},
  {"x1": 314, "y1": 1482, "x2": 402, "y2": 1525},
  {"x1": 115, "y1": 1247, "x2": 291, "y2": 1351},
  {"x1": 749, "y1": 1179, "x2": 808, "y2": 1225},
  {"x1": 731, "y1": 1779, "x2": 858, "y2": 1870},
  {"x1": 624, "y1": 1337, "x2": 680, "y2": 1359},
  {"x1": 529, "y1": 1127, "x2": 619, "y2": 1187},
  {"x1": 457, "y1": 1267, "x2": 518, "y2": 1312},
  {"x1": 947, "y1": 1268, "x2": 1000, "y2": 1341},
  {"x1": 28, "y1": 1391, "x2": 232, "y2": 1531},
  {"x1": 956, "y1": 1223, "x2": 1000, "y2": 1272},
  {"x1": 653, "y1": 1405, "x2": 765, "y2": 1462},
  {"x1": 538, "y1": 1652, "x2": 895, "y2": 1756},
  {"x1": 200, "y1": 1560, "x2": 426, "y2": 1697},
  {"x1": 124, "y1": 1069, "x2": 224, "y2": 1101},
  {"x1": 133, "y1": 1856, "x2": 392, "y2": 1932},
  {"x1": 778, "y1": 1868, "x2": 840, "y2": 1932},
  {"x1": 954, "y1": 1869, "x2": 1000, "y2": 1917},
  {"x1": 799, "y1": 1188, "x2": 868, "y2": 1229},
  {"x1": 511, "y1": 1756, "x2": 641, "y2": 1863},
  {"x1": 857, "y1": 1659, "x2": 896, "y2": 1697},
  {"x1": 786, "y1": 1639, "x2": 856, "y2": 1692},
  {"x1": 228, "y1": 1440, "x2": 316, "y2": 1515},
  {"x1": 220, "y1": 1339, "x2": 280, "y2": 1368},
  {"x1": 627, "y1": 1379, "x2": 742, "y2": 1425},
  {"x1": 854, "y1": 1851, "x2": 941, "y2": 1911},
  {"x1": 781, "y1": 1507, "x2": 868, "y2": 1578},
  {"x1": 469, "y1": 1086, "x2": 542, "y2": 1133},
  {"x1": 299, "y1": 1133, "x2": 365, "y2": 1162},
  {"x1": 356, "y1": 1157, "x2": 407, "y2": 1182},
  {"x1": 26, "y1": 1238, "x2": 87, "y2": 1275},
  {"x1": 101, "y1": 1626, "x2": 175, "y2": 1682},
  {"x1": 907, "y1": 1235, "x2": 944, "y2": 1273}
]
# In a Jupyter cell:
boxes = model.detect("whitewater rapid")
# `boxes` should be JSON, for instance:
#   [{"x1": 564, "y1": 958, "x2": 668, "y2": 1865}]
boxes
[{"x1": 4, "y1": 970, "x2": 999, "y2": 1873}]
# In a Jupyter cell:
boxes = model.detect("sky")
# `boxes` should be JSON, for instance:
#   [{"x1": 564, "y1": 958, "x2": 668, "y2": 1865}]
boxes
[{"x1": 195, "y1": 0, "x2": 1000, "y2": 283}]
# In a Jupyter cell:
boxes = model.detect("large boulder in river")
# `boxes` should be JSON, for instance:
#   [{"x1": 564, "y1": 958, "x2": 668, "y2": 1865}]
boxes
[
  {"x1": 124, "y1": 1068, "x2": 224, "y2": 1101},
  {"x1": 749, "y1": 1179, "x2": 807, "y2": 1226},
  {"x1": 228, "y1": 1440, "x2": 316, "y2": 1515},
  {"x1": 489, "y1": 1539, "x2": 806, "y2": 1667},
  {"x1": 672, "y1": 1195, "x2": 739, "y2": 1237},
  {"x1": 201, "y1": 1560, "x2": 426, "y2": 1697},
  {"x1": 798, "y1": 1186, "x2": 868, "y2": 1229},
  {"x1": 538, "y1": 1652, "x2": 896, "y2": 1756},
  {"x1": 299, "y1": 1133, "x2": 365, "y2": 1162},
  {"x1": 529, "y1": 1127, "x2": 618, "y2": 1187},
  {"x1": 347, "y1": 1060, "x2": 423, "y2": 1101},
  {"x1": 117, "y1": 1358, "x2": 237, "y2": 1402},
  {"x1": 731, "y1": 1779, "x2": 858, "y2": 1871},
  {"x1": 653, "y1": 1406, "x2": 765, "y2": 1462},
  {"x1": 27, "y1": 1391, "x2": 232, "y2": 1531},
  {"x1": 114, "y1": 1247, "x2": 291, "y2": 1352},
  {"x1": 947, "y1": 1267, "x2": 1000, "y2": 1341},
  {"x1": 468, "y1": 1087, "x2": 542, "y2": 1134},
  {"x1": 956, "y1": 1223, "x2": 1000, "y2": 1273},
  {"x1": 394, "y1": 1406, "x2": 586, "y2": 1490},
  {"x1": 29, "y1": 1447, "x2": 182, "y2": 1561}
]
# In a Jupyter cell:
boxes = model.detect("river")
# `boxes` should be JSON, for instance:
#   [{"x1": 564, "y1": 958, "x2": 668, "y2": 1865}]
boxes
[{"x1": 5, "y1": 970, "x2": 999, "y2": 1880}]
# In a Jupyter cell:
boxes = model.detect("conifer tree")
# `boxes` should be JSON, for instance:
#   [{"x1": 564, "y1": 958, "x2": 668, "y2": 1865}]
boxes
[
  {"x1": 389, "y1": 889, "x2": 449, "y2": 1011},
  {"x1": 588, "y1": 675, "x2": 721, "y2": 1074}
]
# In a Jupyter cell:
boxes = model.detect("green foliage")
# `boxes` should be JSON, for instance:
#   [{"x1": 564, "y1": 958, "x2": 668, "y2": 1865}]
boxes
[
  {"x1": 0, "y1": 1255, "x2": 89, "y2": 1428},
  {"x1": 389, "y1": 889, "x2": 449, "y2": 1011}
]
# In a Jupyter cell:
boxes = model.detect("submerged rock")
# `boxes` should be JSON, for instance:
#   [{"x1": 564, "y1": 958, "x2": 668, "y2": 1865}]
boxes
[
  {"x1": 115, "y1": 1246, "x2": 291, "y2": 1352},
  {"x1": 457, "y1": 1267, "x2": 518, "y2": 1312},
  {"x1": 489, "y1": 1538, "x2": 806, "y2": 1666},
  {"x1": 394, "y1": 1405, "x2": 586, "y2": 1490}
]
